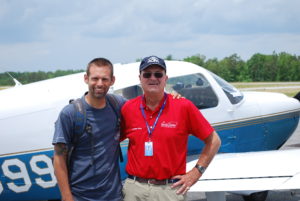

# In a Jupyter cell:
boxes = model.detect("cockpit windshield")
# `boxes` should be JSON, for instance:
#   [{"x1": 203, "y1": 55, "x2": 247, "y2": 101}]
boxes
[{"x1": 210, "y1": 72, "x2": 244, "y2": 104}]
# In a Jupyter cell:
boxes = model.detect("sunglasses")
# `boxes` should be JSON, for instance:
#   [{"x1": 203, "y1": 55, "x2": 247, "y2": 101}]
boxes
[{"x1": 142, "y1": 72, "x2": 164, "y2": 78}]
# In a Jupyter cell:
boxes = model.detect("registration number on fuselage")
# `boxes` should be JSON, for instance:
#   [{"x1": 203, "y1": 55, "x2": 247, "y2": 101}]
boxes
[{"x1": 0, "y1": 151, "x2": 57, "y2": 197}]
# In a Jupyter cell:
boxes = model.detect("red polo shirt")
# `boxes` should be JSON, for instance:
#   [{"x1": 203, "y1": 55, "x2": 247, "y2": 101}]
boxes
[{"x1": 121, "y1": 93, "x2": 213, "y2": 179}]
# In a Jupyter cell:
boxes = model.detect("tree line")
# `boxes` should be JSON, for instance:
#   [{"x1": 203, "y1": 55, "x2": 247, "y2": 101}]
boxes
[
  {"x1": 0, "y1": 70, "x2": 84, "y2": 85},
  {"x1": 1, "y1": 52, "x2": 299, "y2": 85},
  {"x1": 182, "y1": 52, "x2": 300, "y2": 82}
]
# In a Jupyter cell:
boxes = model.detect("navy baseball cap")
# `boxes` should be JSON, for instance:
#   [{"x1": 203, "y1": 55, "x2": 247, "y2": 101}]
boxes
[{"x1": 139, "y1": 56, "x2": 166, "y2": 72}]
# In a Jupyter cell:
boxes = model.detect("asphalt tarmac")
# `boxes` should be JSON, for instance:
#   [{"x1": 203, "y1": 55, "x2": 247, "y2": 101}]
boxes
[{"x1": 186, "y1": 122, "x2": 300, "y2": 201}]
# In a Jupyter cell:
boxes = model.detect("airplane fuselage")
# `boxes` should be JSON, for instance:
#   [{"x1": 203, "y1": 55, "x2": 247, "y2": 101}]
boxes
[{"x1": 0, "y1": 61, "x2": 299, "y2": 201}]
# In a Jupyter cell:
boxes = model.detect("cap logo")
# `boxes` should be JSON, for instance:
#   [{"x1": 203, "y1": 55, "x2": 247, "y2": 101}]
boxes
[{"x1": 147, "y1": 56, "x2": 159, "y2": 63}]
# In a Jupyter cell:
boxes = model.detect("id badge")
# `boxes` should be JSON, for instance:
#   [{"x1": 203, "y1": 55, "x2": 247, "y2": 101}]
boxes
[{"x1": 145, "y1": 141, "x2": 153, "y2": 156}]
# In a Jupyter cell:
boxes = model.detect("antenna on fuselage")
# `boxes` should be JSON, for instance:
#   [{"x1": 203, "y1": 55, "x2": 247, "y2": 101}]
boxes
[{"x1": 6, "y1": 72, "x2": 22, "y2": 87}]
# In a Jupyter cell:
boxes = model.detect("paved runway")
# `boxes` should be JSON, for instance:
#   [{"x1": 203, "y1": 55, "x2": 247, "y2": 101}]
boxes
[{"x1": 187, "y1": 122, "x2": 300, "y2": 201}]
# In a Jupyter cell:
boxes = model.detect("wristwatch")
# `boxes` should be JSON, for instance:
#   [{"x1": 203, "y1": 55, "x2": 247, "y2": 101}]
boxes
[{"x1": 195, "y1": 164, "x2": 206, "y2": 174}]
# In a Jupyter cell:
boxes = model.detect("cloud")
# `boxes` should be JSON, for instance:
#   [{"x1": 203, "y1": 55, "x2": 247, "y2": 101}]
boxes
[
  {"x1": 187, "y1": 0, "x2": 300, "y2": 35},
  {"x1": 0, "y1": 0, "x2": 300, "y2": 72}
]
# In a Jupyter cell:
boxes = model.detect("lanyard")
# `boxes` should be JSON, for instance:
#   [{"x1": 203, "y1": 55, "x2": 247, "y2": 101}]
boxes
[{"x1": 140, "y1": 93, "x2": 167, "y2": 139}]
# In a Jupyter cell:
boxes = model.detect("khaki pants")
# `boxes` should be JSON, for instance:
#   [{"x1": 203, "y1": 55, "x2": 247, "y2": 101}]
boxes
[{"x1": 122, "y1": 178, "x2": 186, "y2": 201}]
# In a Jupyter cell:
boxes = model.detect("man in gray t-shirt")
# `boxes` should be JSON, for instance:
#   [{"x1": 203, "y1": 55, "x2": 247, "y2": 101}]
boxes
[{"x1": 52, "y1": 58, "x2": 125, "y2": 201}]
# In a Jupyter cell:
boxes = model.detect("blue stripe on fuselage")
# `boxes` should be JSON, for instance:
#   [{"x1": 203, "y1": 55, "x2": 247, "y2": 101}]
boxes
[{"x1": 187, "y1": 110, "x2": 300, "y2": 155}]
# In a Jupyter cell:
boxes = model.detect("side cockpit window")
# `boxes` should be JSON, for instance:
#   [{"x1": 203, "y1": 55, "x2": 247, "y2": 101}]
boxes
[
  {"x1": 115, "y1": 85, "x2": 143, "y2": 100},
  {"x1": 166, "y1": 73, "x2": 218, "y2": 109}
]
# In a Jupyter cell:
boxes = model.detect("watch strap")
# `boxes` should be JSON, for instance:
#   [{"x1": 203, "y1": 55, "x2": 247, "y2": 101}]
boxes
[{"x1": 195, "y1": 164, "x2": 206, "y2": 174}]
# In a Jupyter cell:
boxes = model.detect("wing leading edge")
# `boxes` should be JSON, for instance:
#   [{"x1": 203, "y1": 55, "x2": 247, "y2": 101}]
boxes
[{"x1": 187, "y1": 149, "x2": 300, "y2": 192}]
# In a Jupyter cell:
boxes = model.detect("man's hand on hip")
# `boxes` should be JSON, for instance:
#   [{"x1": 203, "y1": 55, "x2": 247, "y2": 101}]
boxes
[{"x1": 171, "y1": 168, "x2": 201, "y2": 195}]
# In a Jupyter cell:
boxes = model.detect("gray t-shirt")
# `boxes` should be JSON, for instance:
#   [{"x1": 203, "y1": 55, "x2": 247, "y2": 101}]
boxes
[{"x1": 53, "y1": 95, "x2": 125, "y2": 201}]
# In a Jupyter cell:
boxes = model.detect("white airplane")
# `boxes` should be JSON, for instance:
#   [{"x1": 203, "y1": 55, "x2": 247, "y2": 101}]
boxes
[{"x1": 0, "y1": 61, "x2": 299, "y2": 201}]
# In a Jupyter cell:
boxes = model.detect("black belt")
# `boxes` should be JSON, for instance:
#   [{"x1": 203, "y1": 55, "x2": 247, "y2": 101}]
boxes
[{"x1": 128, "y1": 175, "x2": 179, "y2": 185}]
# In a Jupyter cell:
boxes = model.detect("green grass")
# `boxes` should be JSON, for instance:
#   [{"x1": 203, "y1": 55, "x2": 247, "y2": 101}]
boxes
[
  {"x1": 231, "y1": 82, "x2": 300, "y2": 88},
  {"x1": 231, "y1": 82, "x2": 300, "y2": 97},
  {"x1": 0, "y1": 86, "x2": 11, "y2": 90}
]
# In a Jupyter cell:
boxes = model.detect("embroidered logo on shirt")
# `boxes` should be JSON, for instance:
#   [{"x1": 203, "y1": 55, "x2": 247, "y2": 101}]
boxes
[
  {"x1": 161, "y1": 121, "x2": 177, "y2": 128},
  {"x1": 130, "y1": 127, "x2": 142, "y2": 131}
]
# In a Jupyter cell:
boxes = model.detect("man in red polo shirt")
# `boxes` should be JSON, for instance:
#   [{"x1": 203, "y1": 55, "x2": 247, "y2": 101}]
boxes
[{"x1": 121, "y1": 56, "x2": 221, "y2": 201}]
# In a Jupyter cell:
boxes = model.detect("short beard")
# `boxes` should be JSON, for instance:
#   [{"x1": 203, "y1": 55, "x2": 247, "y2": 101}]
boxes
[
  {"x1": 91, "y1": 87, "x2": 108, "y2": 99},
  {"x1": 93, "y1": 92, "x2": 106, "y2": 99}
]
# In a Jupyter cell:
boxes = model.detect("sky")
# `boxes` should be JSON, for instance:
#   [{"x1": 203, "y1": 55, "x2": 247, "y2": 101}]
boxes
[{"x1": 0, "y1": 0, "x2": 300, "y2": 72}]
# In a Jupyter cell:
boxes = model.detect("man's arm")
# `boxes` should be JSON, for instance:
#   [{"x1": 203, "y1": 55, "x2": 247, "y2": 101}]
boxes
[
  {"x1": 172, "y1": 131, "x2": 221, "y2": 194},
  {"x1": 53, "y1": 143, "x2": 74, "y2": 201}
]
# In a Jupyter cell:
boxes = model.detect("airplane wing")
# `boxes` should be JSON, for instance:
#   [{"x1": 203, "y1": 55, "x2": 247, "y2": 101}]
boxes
[{"x1": 187, "y1": 149, "x2": 300, "y2": 193}]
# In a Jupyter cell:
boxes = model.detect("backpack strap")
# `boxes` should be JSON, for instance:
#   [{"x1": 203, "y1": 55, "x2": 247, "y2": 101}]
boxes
[
  {"x1": 71, "y1": 98, "x2": 87, "y2": 137},
  {"x1": 106, "y1": 94, "x2": 122, "y2": 110},
  {"x1": 68, "y1": 98, "x2": 92, "y2": 167},
  {"x1": 106, "y1": 94, "x2": 124, "y2": 162},
  {"x1": 106, "y1": 94, "x2": 122, "y2": 125}
]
